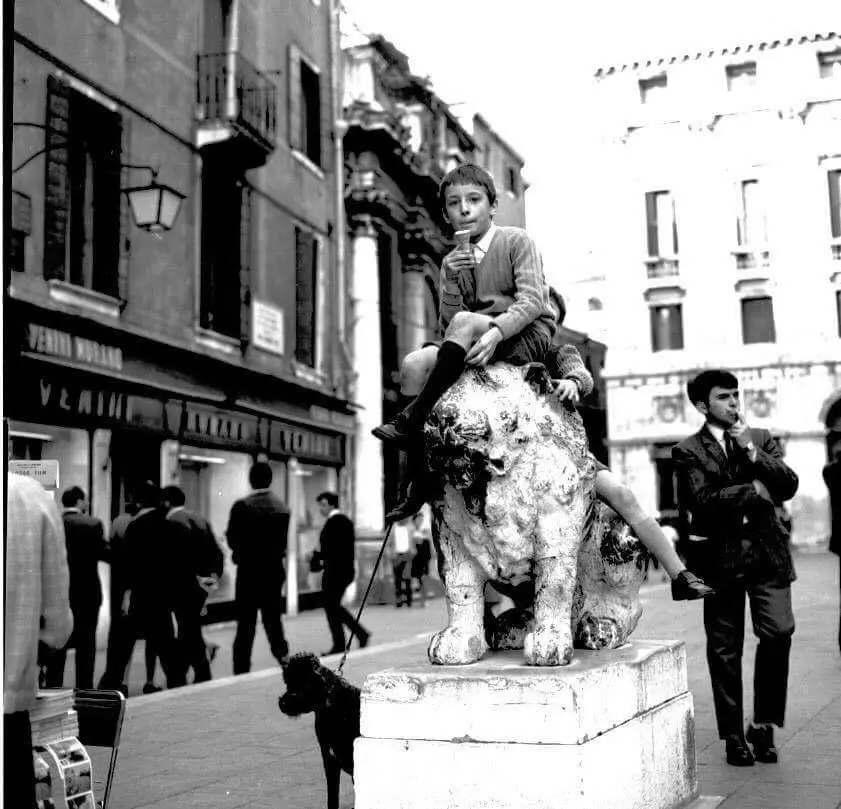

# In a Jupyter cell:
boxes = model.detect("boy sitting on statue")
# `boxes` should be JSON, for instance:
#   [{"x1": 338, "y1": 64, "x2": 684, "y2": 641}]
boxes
[{"x1": 374, "y1": 163, "x2": 711, "y2": 602}]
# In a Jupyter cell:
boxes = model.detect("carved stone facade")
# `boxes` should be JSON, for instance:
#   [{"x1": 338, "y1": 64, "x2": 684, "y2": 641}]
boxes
[
  {"x1": 342, "y1": 35, "x2": 477, "y2": 531},
  {"x1": 569, "y1": 33, "x2": 841, "y2": 544}
]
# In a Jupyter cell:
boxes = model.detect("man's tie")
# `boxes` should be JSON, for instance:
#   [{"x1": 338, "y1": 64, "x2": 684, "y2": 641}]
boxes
[{"x1": 724, "y1": 432, "x2": 739, "y2": 476}]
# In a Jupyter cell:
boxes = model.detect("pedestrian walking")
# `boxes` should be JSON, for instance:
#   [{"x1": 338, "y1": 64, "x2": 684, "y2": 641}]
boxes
[
  {"x1": 673, "y1": 369, "x2": 799, "y2": 768},
  {"x1": 313, "y1": 492, "x2": 370, "y2": 654},
  {"x1": 99, "y1": 498, "x2": 162, "y2": 695},
  {"x1": 43, "y1": 486, "x2": 109, "y2": 690},
  {"x1": 226, "y1": 462, "x2": 290, "y2": 673},
  {"x1": 822, "y1": 450, "x2": 841, "y2": 654},
  {"x1": 162, "y1": 485, "x2": 224, "y2": 683},
  {"x1": 410, "y1": 513, "x2": 432, "y2": 608},
  {"x1": 5, "y1": 473, "x2": 73, "y2": 809},
  {"x1": 390, "y1": 518, "x2": 414, "y2": 608}
]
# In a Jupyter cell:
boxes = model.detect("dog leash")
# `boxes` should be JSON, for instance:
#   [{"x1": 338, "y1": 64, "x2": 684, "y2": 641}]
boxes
[{"x1": 336, "y1": 520, "x2": 395, "y2": 677}]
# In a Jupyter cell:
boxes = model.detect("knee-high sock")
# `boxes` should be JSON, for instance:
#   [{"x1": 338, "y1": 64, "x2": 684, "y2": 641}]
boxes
[{"x1": 402, "y1": 341, "x2": 466, "y2": 428}]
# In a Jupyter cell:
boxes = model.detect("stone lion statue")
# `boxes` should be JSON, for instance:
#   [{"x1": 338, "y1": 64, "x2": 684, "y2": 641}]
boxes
[{"x1": 422, "y1": 362, "x2": 648, "y2": 667}]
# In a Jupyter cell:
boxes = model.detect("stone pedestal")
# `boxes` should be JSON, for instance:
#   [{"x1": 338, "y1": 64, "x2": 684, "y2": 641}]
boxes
[{"x1": 354, "y1": 640, "x2": 698, "y2": 809}]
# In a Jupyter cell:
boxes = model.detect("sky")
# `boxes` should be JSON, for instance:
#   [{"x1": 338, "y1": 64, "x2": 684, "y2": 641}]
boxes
[{"x1": 342, "y1": 0, "x2": 838, "y2": 290}]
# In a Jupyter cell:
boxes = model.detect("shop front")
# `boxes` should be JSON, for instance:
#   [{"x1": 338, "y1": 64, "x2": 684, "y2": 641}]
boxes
[{"x1": 6, "y1": 306, "x2": 352, "y2": 618}]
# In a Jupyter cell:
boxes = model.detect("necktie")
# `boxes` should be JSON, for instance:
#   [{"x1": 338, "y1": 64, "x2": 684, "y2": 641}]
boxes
[{"x1": 724, "y1": 433, "x2": 739, "y2": 475}]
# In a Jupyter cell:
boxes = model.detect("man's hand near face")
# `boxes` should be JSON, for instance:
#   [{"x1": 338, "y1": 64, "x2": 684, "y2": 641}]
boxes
[{"x1": 730, "y1": 415, "x2": 758, "y2": 461}]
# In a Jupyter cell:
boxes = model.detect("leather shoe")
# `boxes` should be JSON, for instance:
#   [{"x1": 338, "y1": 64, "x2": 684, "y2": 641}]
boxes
[
  {"x1": 671, "y1": 570, "x2": 715, "y2": 601},
  {"x1": 386, "y1": 480, "x2": 427, "y2": 524},
  {"x1": 746, "y1": 723, "x2": 778, "y2": 763},
  {"x1": 725, "y1": 736, "x2": 755, "y2": 767}
]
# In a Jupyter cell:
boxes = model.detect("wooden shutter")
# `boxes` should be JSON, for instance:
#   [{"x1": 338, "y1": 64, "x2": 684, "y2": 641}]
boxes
[
  {"x1": 288, "y1": 45, "x2": 302, "y2": 151},
  {"x1": 43, "y1": 75, "x2": 71, "y2": 281},
  {"x1": 829, "y1": 171, "x2": 841, "y2": 239},
  {"x1": 645, "y1": 192, "x2": 658, "y2": 257},
  {"x1": 670, "y1": 196, "x2": 679, "y2": 255},
  {"x1": 320, "y1": 70, "x2": 333, "y2": 173},
  {"x1": 239, "y1": 184, "x2": 253, "y2": 349},
  {"x1": 669, "y1": 304, "x2": 684, "y2": 350},
  {"x1": 295, "y1": 226, "x2": 316, "y2": 366},
  {"x1": 117, "y1": 117, "x2": 132, "y2": 302},
  {"x1": 93, "y1": 106, "x2": 123, "y2": 298}
]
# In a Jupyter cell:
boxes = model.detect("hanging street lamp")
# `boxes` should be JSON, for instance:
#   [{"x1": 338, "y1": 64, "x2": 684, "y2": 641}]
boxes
[{"x1": 122, "y1": 165, "x2": 186, "y2": 234}]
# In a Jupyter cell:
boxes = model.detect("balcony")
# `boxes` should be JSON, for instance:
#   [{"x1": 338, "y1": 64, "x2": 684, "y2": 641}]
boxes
[
  {"x1": 196, "y1": 52, "x2": 277, "y2": 168},
  {"x1": 831, "y1": 238, "x2": 841, "y2": 261},
  {"x1": 732, "y1": 248, "x2": 771, "y2": 272},
  {"x1": 645, "y1": 256, "x2": 680, "y2": 279}
]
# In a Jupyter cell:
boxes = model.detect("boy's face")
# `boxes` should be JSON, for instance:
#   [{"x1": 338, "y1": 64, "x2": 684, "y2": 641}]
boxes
[
  {"x1": 443, "y1": 183, "x2": 497, "y2": 241},
  {"x1": 696, "y1": 386, "x2": 740, "y2": 428}
]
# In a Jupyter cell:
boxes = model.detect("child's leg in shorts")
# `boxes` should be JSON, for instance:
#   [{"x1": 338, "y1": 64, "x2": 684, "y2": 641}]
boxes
[{"x1": 594, "y1": 469, "x2": 686, "y2": 579}]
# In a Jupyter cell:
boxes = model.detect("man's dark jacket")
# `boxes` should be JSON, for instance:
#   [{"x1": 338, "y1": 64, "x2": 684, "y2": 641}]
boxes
[
  {"x1": 318, "y1": 512, "x2": 356, "y2": 593},
  {"x1": 672, "y1": 426, "x2": 799, "y2": 583},
  {"x1": 823, "y1": 460, "x2": 841, "y2": 556},
  {"x1": 124, "y1": 507, "x2": 180, "y2": 605},
  {"x1": 167, "y1": 507, "x2": 224, "y2": 601},
  {"x1": 62, "y1": 510, "x2": 109, "y2": 613},
  {"x1": 226, "y1": 490, "x2": 290, "y2": 582}
]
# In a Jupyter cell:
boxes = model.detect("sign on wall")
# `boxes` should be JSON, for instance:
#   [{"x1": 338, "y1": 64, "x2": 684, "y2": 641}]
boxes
[{"x1": 252, "y1": 300, "x2": 285, "y2": 356}]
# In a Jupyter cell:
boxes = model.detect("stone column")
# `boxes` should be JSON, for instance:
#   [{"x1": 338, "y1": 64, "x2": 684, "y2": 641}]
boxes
[
  {"x1": 350, "y1": 215, "x2": 384, "y2": 532},
  {"x1": 402, "y1": 267, "x2": 428, "y2": 358}
]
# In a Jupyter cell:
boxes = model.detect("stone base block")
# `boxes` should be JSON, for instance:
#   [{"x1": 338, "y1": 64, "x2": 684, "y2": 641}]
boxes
[{"x1": 354, "y1": 641, "x2": 699, "y2": 809}]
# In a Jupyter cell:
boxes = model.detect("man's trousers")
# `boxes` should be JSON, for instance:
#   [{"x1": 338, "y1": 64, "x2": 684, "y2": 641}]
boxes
[
  {"x1": 703, "y1": 576, "x2": 795, "y2": 738},
  {"x1": 233, "y1": 578, "x2": 288, "y2": 674}
]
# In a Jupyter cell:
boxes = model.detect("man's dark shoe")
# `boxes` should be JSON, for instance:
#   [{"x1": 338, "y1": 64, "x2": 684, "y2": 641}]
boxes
[
  {"x1": 746, "y1": 724, "x2": 778, "y2": 763},
  {"x1": 372, "y1": 417, "x2": 414, "y2": 445},
  {"x1": 671, "y1": 570, "x2": 715, "y2": 601},
  {"x1": 725, "y1": 735, "x2": 755, "y2": 767}
]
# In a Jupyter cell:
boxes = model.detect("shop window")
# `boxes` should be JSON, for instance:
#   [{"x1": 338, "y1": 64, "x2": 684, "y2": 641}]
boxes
[
  {"x1": 645, "y1": 190, "x2": 679, "y2": 257},
  {"x1": 8, "y1": 421, "x2": 90, "y2": 497},
  {"x1": 289, "y1": 45, "x2": 323, "y2": 168},
  {"x1": 828, "y1": 170, "x2": 841, "y2": 239},
  {"x1": 741, "y1": 296, "x2": 776, "y2": 344},
  {"x1": 726, "y1": 62, "x2": 756, "y2": 94},
  {"x1": 43, "y1": 76, "x2": 123, "y2": 298},
  {"x1": 295, "y1": 225, "x2": 320, "y2": 367},
  {"x1": 639, "y1": 74, "x2": 667, "y2": 104},
  {"x1": 736, "y1": 179, "x2": 767, "y2": 247},
  {"x1": 200, "y1": 162, "x2": 252, "y2": 340},
  {"x1": 818, "y1": 49, "x2": 841, "y2": 79},
  {"x1": 650, "y1": 303, "x2": 684, "y2": 352}
]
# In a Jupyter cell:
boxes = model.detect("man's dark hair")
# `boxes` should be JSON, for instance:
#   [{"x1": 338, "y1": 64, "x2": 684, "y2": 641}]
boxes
[
  {"x1": 61, "y1": 486, "x2": 86, "y2": 508},
  {"x1": 249, "y1": 462, "x2": 273, "y2": 490},
  {"x1": 439, "y1": 163, "x2": 497, "y2": 211},
  {"x1": 161, "y1": 485, "x2": 186, "y2": 508},
  {"x1": 317, "y1": 491, "x2": 339, "y2": 509},
  {"x1": 135, "y1": 480, "x2": 161, "y2": 509},
  {"x1": 687, "y1": 370, "x2": 740, "y2": 407}
]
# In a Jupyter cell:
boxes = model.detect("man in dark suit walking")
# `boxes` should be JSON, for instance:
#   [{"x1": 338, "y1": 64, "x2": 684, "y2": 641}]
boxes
[
  {"x1": 314, "y1": 492, "x2": 370, "y2": 654},
  {"x1": 673, "y1": 370, "x2": 799, "y2": 768},
  {"x1": 44, "y1": 486, "x2": 109, "y2": 689},
  {"x1": 226, "y1": 462, "x2": 290, "y2": 673},
  {"x1": 162, "y1": 485, "x2": 224, "y2": 683}
]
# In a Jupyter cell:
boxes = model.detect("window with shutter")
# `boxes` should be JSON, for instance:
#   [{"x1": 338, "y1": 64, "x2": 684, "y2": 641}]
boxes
[
  {"x1": 301, "y1": 60, "x2": 321, "y2": 166},
  {"x1": 200, "y1": 161, "x2": 247, "y2": 339},
  {"x1": 295, "y1": 226, "x2": 318, "y2": 367},
  {"x1": 288, "y1": 45, "x2": 302, "y2": 152},
  {"x1": 43, "y1": 77, "x2": 122, "y2": 297},
  {"x1": 737, "y1": 179, "x2": 767, "y2": 247},
  {"x1": 741, "y1": 296, "x2": 776, "y2": 344},
  {"x1": 645, "y1": 191, "x2": 678, "y2": 257}
]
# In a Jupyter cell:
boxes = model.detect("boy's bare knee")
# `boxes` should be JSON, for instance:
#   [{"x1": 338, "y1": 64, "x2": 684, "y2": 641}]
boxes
[
  {"x1": 448, "y1": 311, "x2": 473, "y2": 334},
  {"x1": 401, "y1": 346, "x2": 438, "y2": 394}
]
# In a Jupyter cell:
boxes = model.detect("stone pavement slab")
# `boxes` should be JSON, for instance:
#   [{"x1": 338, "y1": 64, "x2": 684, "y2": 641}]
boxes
[{"x1": 98, "y1": 551, "x2": 840, "y2": 809}]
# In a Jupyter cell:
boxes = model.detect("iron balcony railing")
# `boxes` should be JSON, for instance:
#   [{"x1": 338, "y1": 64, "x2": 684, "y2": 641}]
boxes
[
  {"x1": 196, "y1": 52, "x2": 277, "y2": 149},
  {"x1": 645, "y1": 257, "x2": 680, "y2": 279},
  {"x1": 733, "y1": 248, "x2": 771, "y2": 271}
]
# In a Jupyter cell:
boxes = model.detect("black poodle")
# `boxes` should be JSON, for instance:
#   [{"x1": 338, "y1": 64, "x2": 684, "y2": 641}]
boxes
[{"x1": 278, "y1": 652, "x2": 361, "y2": 809}]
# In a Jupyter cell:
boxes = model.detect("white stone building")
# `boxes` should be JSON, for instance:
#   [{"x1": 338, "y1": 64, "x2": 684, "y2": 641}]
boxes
[{"x1": 569, "y1": 32, "x2": 841, "y2": 544}]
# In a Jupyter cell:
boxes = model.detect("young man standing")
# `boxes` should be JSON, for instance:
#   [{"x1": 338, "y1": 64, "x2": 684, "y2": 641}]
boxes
[
  {"x1": 673, "y1": 370, "x2": 798, "y2": 767},
  {"x1": 313, "y1": 492, "x2": 370, "y2": 654}
]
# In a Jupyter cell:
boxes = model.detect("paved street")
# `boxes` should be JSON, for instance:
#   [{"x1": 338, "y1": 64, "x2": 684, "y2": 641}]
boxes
[{"x1": 83, "y1": 550, "x2": 839, "y2": 809}]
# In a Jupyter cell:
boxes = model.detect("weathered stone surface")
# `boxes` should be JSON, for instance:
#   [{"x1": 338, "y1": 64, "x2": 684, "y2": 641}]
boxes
[
  {"x1": 355, "y1": 686, "x2": 698, "y2": 809},
  {"x1": 360, "y1": 641, "x2": 688, "y2": 744},
  {"x1": 423, "y1": 363, "x2": 648, "y2": 666}
]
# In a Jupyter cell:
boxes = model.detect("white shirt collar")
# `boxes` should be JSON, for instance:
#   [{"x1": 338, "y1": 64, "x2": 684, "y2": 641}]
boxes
[
  {"x1": 327, "y1": 508, "x2": 341, "y2": 519},
  {"x1": 168, "y1": 505, "x2": 185, "y2": 515},
  {"x1": 474, "y1": 223, "x2": 497, "y2": 258},
  {"x1": 706, "y1": 423, "x2": 728, "y2": 450}
]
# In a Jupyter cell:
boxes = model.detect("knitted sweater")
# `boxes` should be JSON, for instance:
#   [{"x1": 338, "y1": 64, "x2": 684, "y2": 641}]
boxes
[
  {"x1": 545, "y1": 343, "x2": 594, "y2": 398},
  {"x1": 438, "y1": 226, "x2": 556, "y2": 340}
]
